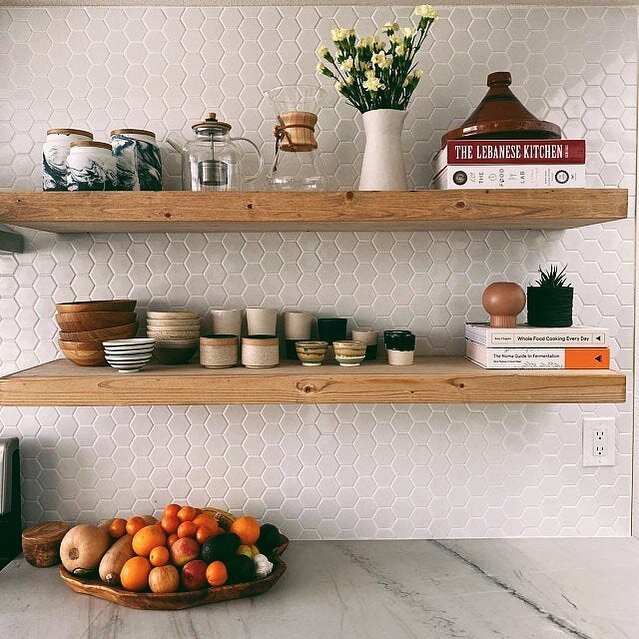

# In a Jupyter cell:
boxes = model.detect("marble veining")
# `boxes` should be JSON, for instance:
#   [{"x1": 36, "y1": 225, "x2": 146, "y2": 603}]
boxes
[{"x1": 1, "y1": 539, "x2": 637, "y2": 639}]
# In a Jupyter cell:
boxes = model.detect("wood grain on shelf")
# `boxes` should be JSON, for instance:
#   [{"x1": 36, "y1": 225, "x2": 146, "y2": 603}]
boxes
[
  {"x1": 0, "y1": 189, "x2": 628, "y2": 233},
  {"x1": 0, "y1": 358, "x2": 626, "y2": 405}
]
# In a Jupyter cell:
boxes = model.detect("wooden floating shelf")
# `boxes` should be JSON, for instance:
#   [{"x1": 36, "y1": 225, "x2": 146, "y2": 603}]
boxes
[
  {"x1": 0, "y1": 189, "x2": 627, "y2": 233},
  {"x1": 0, "y1": 358, "x2": 626, "y2": 406}
]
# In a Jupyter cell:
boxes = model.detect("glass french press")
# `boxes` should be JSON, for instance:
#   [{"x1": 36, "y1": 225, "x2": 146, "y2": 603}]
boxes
[{"x1": 167, "y1": 113, "x2": 263, "y2": 191}]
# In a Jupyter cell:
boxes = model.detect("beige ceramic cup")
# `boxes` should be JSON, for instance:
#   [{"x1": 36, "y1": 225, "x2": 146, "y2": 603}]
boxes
[
  {"x1": 210, "y1": 309, "x2": 243, "y2": 336},
  {"x1": 283, "y1": 311, "x2": 313, "y2": 340},
  {"x1": 241, "y1": 335, "x2": 279, "y2": 369},
  {"x1": 200, "y1": 334, "x2": 239, "y2": 368},
  {"x1": 246, "y1": 308, "x2": 278, "y2": 336}
]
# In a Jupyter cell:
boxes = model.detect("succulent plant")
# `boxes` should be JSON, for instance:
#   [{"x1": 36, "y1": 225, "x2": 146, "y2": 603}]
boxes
[{"x1": 534, "y1": 265, "x2": 571, "y2": 288}]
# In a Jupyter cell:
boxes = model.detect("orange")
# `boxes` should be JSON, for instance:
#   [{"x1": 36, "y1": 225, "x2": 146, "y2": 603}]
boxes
[
  {"x1": 177, "y1": 506, "x2": 197, "y2": 522},
  {"x1": 167, "y1": 533, "x2": 179, "y2": 548},
  {"x1": 163, "y1": 504, "x2": 181, "y2": 519},
  {"x1": 149, "y1": 545, "x2": 170, "y2": 567},
  {"x1": 132, "y1": 524, "x2": 167, "y2": 557},
  {"x1": 192, "y1": 513, "x2": 220, "y2": 531},
  {"x1": 120, "y1": 556, "x2": 152, "y2": 592},
  {"x1": 230, "y1": 515, "x2": 260, "y2": 546},
  {"x1": 177, "y1": 520, "x2": 198, "y2": 539},
  {"x1": 161, "y1": 515, "x2": 180, "y2": 535},
  {"x1": 108, "y1": 518, "x2": 127, "y2": 539},
  {"x1": 126, "y1": 516, "x2": 147, "y2": 537},
  {"x1": 196, "y1": 525, "x2": 216, "y2": 544},
  {"x1": 206, "y1": 561, "x2": 228, "y2": 587}
]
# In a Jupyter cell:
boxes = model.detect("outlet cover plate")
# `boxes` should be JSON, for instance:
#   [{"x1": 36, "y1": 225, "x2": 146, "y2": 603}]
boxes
[{"x1": 582, "y1": 417, "x2": 616, "y2": 467}]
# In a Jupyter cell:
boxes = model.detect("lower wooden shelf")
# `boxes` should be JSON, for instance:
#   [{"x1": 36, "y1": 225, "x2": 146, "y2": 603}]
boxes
[{"x1": 0, "y1": 357, "x2": 626, "y2": 406}]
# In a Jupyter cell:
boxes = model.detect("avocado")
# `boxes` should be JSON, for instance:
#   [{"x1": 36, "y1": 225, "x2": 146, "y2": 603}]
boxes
[
  {"x1": 256, "y1": 523, "x2": 281, "y2": 555},
  {"x1": 225, "y1": 554, "x2": 255, "y2": 584},
  {"x1": 201, "y1": 532, "x2": 241, "y2": 563}
]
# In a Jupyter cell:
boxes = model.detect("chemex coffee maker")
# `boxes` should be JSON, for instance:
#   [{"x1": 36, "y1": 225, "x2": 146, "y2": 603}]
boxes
[{"x1": 0, "y1": 438, "x2": 21, "y2": 569}]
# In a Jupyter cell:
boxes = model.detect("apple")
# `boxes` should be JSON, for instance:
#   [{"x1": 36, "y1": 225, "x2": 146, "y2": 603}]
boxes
[
  {"x1": 170, "y1": 537, "x2": 199, "y2": 568},
  {"x1": 182, "y1": 559, "x2": 208, "y2": 591}
]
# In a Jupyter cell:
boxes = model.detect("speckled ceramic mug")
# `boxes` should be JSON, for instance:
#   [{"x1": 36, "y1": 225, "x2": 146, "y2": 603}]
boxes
[{"x1": 241, "y1": 335, "x2": 279, "y2": 369}]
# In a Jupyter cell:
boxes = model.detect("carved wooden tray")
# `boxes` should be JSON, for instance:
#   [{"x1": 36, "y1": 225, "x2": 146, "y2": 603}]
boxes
[{"x1": 59, "y1": 533, "x2": 289, "y2": 610}]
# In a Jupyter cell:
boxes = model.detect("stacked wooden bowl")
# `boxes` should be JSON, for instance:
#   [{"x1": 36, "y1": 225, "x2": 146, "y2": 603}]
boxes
[
  {"x1": 146, "y1": 311, "x2": 200, "y2": 365},
  {"x1": 56, "y1": 300, "x2": 138, "y2": 366}
]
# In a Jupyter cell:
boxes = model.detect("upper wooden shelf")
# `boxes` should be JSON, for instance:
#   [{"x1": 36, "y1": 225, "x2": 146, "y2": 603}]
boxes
[
  {"x1": 0, "y1": 357, "x2": 626, "y2": 406},
  {"x1": 0, "y1": 189, "x2": 627, "y2": 234}
]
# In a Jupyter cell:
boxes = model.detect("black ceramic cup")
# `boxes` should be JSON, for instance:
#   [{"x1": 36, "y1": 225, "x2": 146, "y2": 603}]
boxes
[
  {"x1": 384, "y1": 330, "x2": 416, "y2": 351},
  {"x1": 317, "y1": 318, "x2": 348, "y2": 344}
]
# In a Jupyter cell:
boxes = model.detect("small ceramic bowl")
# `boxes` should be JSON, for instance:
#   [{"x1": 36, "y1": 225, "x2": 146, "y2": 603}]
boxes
[
  {"x1": 333, "y1": 340, "x2": 366, "y2": 367},
  {"x1": 295, "y1": 341, "x2": 328, "y2": 366},
  {"x1": 103, "y1": 338, "x2": 156, "y2": 373},
  {"x1": 154, "y1": 339, "x2": 199, "y2": 365}
]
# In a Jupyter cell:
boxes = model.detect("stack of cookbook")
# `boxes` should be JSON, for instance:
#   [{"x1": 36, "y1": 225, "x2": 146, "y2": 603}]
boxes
[
  {"x1": 433, "y1": 139, "x2": 586, "y2": 189},
  {"x1": 465, "y1": 323, "x2": 610, "y2": 370}
]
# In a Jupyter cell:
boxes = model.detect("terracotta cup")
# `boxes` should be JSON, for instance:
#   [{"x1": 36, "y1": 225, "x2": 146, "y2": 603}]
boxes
[
  {"x1": 246, "y1": 308, "x2": 278, "y2": 336},
  {"x1": 210, "y1": 308, "x2": 243, "y2": 336}
]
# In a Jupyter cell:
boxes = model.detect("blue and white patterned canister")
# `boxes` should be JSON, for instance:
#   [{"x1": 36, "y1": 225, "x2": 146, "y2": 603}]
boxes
[
  {"x1": 42, "y1": 128, "x2": 93, "y2": 191},
  {"x1": 110, "y1": 128, "x2": 162, "y2": 191},
  {"x1": 67, "y1": 141, "x2": 117, "y2": 191}
]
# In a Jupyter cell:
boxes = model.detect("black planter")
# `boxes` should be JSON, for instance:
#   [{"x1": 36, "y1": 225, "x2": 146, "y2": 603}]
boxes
[{"x1": 526, "y1": 286, "x2": 573, "y2": 327}]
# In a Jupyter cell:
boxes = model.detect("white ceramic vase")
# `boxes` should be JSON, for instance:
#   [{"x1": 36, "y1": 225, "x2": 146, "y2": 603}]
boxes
[{"x1": 359, "y1": 108, "x2": 408, "y2": 191}]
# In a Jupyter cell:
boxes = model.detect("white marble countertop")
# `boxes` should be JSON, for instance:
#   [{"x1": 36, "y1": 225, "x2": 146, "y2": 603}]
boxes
[{"x1": 1, "y1": 538, "x2": 637, "y2": 639}]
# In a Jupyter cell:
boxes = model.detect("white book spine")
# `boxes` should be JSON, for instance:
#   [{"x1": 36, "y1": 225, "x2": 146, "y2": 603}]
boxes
[
  {"x1": 464, "y1": 325, "x2": 609, "y2": 348},
  {"x1": 465, "y1": 342, "x2": 566, "y2": 369},
  {"x1": 432, "y1": 164, "x2": 586, "y2": 189}
]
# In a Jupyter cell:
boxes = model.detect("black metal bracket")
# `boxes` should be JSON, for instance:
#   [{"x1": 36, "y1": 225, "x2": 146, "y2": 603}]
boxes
[{"x1": 0, "y1": 226, "x2": 24, "y2": 253}]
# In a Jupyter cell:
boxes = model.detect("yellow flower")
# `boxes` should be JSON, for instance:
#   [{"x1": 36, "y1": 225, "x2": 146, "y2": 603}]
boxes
[
  {"x1": 363, "y1": 76, "x2": 383, "y2": 92},
  {"x1": 402, "y1": 27, "x2": 416, "y2": 38},
  {"x1": 414, "y1": 69, "x2": 424, "y2": 78},
  {"x1": 395, "y1": 44, "x2": 406, "y2": 56},
  {"x1": 341, "y1": 57, "x2": 354, "y2": 71},
  {"x1": 415, "y1": 4, "x2": 438, "y2": 20},
  {"x1": 389, "y1": 32, "x2": 403, "y2": 44},
  {"x1": 365, "y1": 69, "x2": 377, "y2": 79},
  {"x1": 383, "y1": 21, "x2": 400, "y2": 32},
  {"x1": 358, "y1": 36, "x2": 375, "y2": 48},
  {"x1": 316, "y1": 45, "x2": 329, "y2": 58},
  {"x1": 331, "y1": 28, "x2": 354, "y2": 41}
]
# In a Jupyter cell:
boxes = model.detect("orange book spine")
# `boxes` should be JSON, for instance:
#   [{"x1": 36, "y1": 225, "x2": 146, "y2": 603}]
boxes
[{"x1": 564, "y1": 348, "x2": 610, "y2": 369}]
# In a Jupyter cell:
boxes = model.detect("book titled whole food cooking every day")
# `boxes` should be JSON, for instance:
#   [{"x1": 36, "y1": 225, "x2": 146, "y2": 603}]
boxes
[
  {"x1": 465, "y1": 323, "x2": 610, "y2": 370},
  {"x1": 432, "y1": 140, "x2": 586, "y2": 189}
]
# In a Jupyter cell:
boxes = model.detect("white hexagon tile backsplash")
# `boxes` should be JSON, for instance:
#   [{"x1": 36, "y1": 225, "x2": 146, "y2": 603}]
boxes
[{"x1": 0, "y1": 5, "x2": 637, "y2": 537}]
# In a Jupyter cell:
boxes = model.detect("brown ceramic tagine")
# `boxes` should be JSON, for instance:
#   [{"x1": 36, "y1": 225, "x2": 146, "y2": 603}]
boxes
[{"x1": 442, "y1": 72, "x2": 561, "y2": 145}]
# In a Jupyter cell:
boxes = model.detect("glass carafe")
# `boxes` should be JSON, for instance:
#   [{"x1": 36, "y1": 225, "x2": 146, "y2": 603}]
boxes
[
  {"x1": 266, "y1": 86, "x2": 328, "y2": 190},
  {"x1": 167, "y1": 113, "x2": 263, "y2": 191}
]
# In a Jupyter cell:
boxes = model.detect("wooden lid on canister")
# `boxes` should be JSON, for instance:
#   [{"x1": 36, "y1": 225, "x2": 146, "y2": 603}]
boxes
[
  {"x1": 47, "y1": 128, "x2": 93, "y2": 138},
  {"x1": 110, "y1": 128, "x2": 156, "y2": 138},
  {"x1": 69, "y1": 140, "x2": 113, "y2": 151}
]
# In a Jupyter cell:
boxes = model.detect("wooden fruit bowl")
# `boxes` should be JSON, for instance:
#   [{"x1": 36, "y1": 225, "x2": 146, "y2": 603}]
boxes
[
  {"x1": 59, "y1": 508, "x2": 290, "y2": 610},
  {"x1": 59, "y1": 556, "x2": 287, "y2": 611}
]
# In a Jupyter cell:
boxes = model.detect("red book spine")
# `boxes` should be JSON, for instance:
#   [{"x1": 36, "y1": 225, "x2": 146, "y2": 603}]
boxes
[{"x1": 445, "y1": 140, "x2": 586, "y2": 165}]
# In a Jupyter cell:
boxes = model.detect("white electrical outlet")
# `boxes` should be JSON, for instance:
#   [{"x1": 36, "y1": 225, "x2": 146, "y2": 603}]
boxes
[{"x1": 582, "y1": 417, "x2": 616, "y2": 467}]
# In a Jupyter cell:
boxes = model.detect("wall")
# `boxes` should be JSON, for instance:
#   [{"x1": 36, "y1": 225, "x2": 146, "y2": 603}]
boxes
[{"x1": 0, "y1": 5, "x2": 636, "y2": 538}]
